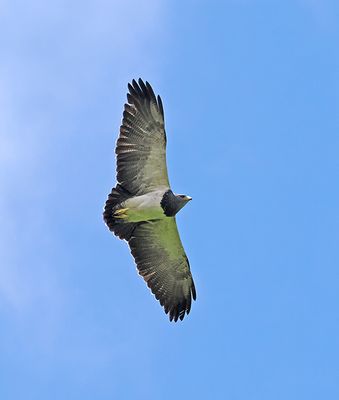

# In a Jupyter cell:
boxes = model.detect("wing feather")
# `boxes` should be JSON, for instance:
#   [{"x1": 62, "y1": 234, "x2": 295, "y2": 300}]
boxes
[
  {"x1": 128, "y1": 218, "x2": 196, "y2": 322},
  {"x1": 116, "y1": 79, "x2": 169, "y2": 195}
]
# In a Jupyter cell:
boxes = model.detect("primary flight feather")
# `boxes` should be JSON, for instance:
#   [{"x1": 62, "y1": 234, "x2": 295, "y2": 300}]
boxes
[{"x1": 103, "y1": 79, "x2": 196, "y2": 322}]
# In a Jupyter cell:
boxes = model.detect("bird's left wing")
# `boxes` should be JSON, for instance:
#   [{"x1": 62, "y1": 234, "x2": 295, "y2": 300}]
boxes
[
  {"x1": 128, "y1": 218, "x2": 196, "y2": 322},
  {"x1": 116, "y1": 79, "x2": 170, "y2": 195}
]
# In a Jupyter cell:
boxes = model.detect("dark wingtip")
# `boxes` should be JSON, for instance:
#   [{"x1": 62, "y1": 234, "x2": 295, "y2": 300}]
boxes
[
  {"x1": 164, "y1": 297, "x2": 193, "y2": 322},
  {"x1": 138, "y1": 79, "x2": 149, "y2": 98},
  {"x1": 191, "y1": 280, "x2": 197, "y2": 301},
  {"x1": 157, "y1": 95, "x2": 164, "y2": 117},
  {"x1": 127, "y1": 79, "x2": 163, "y2": 118}
]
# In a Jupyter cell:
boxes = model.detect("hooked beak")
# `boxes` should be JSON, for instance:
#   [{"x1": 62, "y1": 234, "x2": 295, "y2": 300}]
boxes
[{"x1": 185, "y1": 196, "x2": 192, "y2": 201}]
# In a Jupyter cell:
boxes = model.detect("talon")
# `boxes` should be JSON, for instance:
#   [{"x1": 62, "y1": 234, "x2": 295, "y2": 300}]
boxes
[
  {"x1": 114, "y1": 208, "x2": 128, "y2": 215},
  {"x1": 113, "y1": 208, "x2": 129, "y2": 219}
]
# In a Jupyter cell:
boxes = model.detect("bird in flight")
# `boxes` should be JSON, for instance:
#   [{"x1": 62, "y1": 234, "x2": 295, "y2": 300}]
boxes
[{"x1": 103, "y1": 79, "x2": 196, "y2": 322}]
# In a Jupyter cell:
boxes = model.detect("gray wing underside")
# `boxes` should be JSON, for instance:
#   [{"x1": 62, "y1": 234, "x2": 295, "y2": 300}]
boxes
[
  {"x1": 116, "y1": 79, "x2": 170, "y2": 195},
  {"x1": 128, "y1": 218, "x2": 196, "y2": 322}
]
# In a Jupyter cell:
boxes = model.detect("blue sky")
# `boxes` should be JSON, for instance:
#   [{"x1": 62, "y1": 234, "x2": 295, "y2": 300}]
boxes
[{"x1": 1, "y1": 0, "x2": 339, "y2": 399}]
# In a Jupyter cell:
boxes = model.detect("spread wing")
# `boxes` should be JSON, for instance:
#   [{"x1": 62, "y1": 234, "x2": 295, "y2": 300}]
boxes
[
  {"x1": 116, "y1": 79, "x2": 170, "y2": 195},
  {"x1": 128, "y1": 218, "x2": 196, "y2": 322}
]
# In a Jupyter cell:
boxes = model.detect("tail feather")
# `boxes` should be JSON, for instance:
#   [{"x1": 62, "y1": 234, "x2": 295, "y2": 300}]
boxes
[{"x1": 103, "y1": 184, "x2": 137, "y2": 241}]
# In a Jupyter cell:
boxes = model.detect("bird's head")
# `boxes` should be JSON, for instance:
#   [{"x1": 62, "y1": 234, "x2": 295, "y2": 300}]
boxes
[{"x1": 175, "y1": 194, "x2": 192, "y2": 211}]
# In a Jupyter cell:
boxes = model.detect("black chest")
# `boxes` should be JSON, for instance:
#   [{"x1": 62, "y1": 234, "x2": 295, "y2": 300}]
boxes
[{"x1": 160, "y1": 190, "x2": 180, "y2": 217}]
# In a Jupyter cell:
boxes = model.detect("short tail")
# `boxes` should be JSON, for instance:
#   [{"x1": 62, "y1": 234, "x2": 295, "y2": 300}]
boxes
[{"x1": 103, "y1": 184, "x2": 137, "y2": 241}]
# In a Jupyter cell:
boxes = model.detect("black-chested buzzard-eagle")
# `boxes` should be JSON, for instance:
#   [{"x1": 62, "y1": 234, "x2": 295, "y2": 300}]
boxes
[{"x1": 103, "y1": 79, "x2": 196, "y2": 322}]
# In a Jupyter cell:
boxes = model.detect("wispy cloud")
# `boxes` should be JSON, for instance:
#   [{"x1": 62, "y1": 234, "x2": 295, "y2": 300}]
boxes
[
  {"x1": 0, "y1": 0, "x2": 166, "y2": 334},
  {"x1": 0, "y1": 74, "x2": 48, "y2": 311}
]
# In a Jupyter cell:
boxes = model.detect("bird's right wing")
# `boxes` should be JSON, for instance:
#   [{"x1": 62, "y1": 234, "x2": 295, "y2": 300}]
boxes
[
  {"x1": 128, "y1": 218, "x2": 196, "y2": 322},
  {"x1": 115, "y1": 79, "x2": 170, "y2": 196}
]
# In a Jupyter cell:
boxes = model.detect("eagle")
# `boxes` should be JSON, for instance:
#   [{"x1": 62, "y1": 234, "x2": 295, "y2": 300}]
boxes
[{"x1": 103, "y1": 79, "x2": 196, "y2": 322}]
